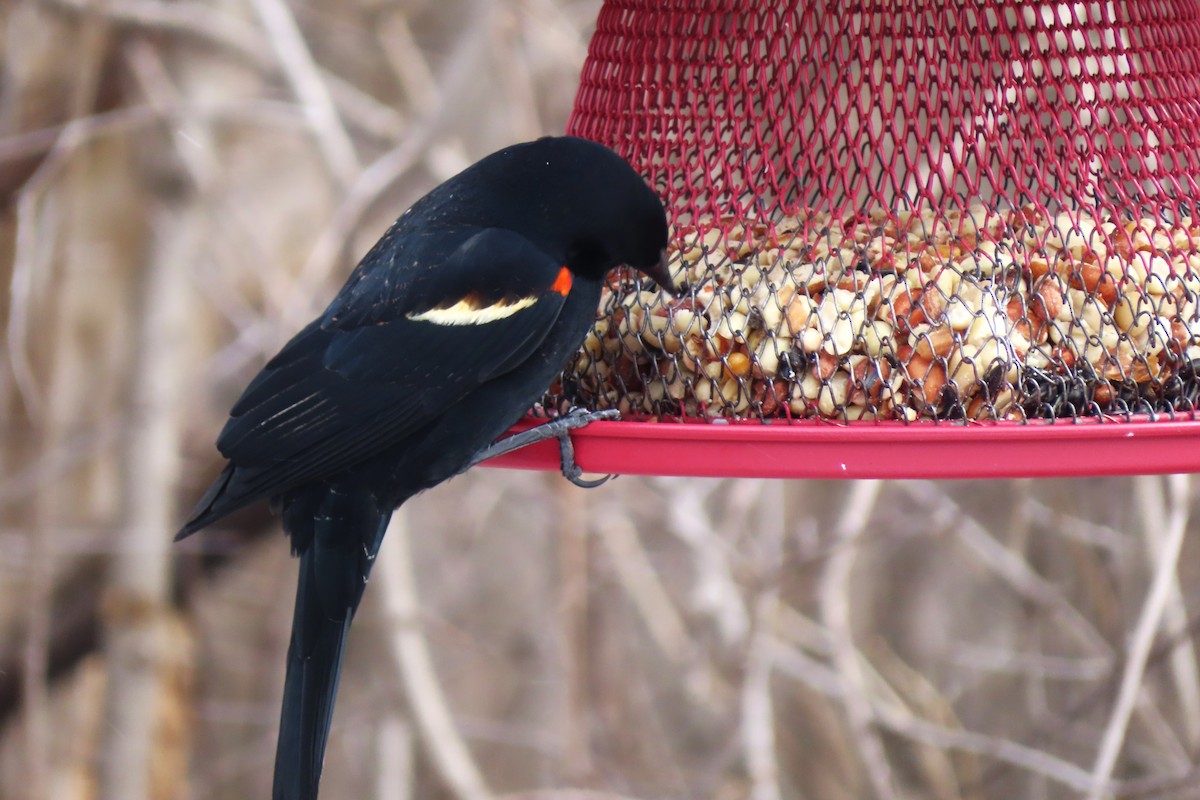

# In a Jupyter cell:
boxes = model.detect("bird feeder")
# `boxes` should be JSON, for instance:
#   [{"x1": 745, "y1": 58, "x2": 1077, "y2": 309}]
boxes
[{"x1": 491, "y1": 0, "x2": 1200, "y2": 479}]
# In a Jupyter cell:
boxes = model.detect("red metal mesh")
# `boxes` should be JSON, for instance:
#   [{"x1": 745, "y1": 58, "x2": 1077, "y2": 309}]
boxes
[
  {"x1": 573, "y1": 0, "x2": 1200, "y2": 224},
  {"x1": 553, "y1": 0, "x2": 1200, "y2": 423}
]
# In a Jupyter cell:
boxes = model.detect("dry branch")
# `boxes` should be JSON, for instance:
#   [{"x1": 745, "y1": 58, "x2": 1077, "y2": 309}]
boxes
[
  {"x1": 1088, "y1": 476, "x2": 1193, "y2": 800},
  {"x1": 657, "y1": 477, "x2": 749, "y2": 648},
  {"x1": 901, "y1": 481, "x2": 1112, "y2": 656},
  {"x1": 741, "y1": 482, "x2": 784, "y2": 800},
  {"x1": 98, "y1": 202, "x2": 191, "y2": 800},
  {"x1": 377, "y1": 508, "x2": 493, "y2": 800},
  {"x1": 1133, "y1": 474, "x2": 1200, "y2": 750},
  {"x1": 818, "y1": 480, "x2": 895, "y2": 799},
  {"x1": 248, "y1": 0, "x2": 359, "y2": 185}
]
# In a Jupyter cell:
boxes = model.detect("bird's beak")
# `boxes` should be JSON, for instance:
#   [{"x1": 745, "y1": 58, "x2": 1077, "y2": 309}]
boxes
[{"x1": 642, "y1": 248, "x2": 680, "y2": 296}]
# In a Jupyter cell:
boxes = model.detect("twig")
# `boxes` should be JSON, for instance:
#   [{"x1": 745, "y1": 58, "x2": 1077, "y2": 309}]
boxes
[
  {"x1": 376, "y1": 10, "x2": 440, "y2": 116},
  {"x1": 23, "y1": 488, "x2": 52, "y2": 800},
  {"x1": 870, "y1": 643, "x2": 983, "y2": 800},
  {"x1": 282, "y1": 1, "x2": 494, "y2": 327},
  {"x1": 281, "y1": 126, "x2": 441, "y2": 329},
  {"x1": 594, "y1": 509, "x2": 690, "y2": 658},
  {"x1": 1133, "y1": 475, "x2": 1200, "y2": 750},
  {"x1": 741, "y1": 482, "x2": 784, "y2": 800},
  {"x1": 1087, "y1": 475, "x2": 1192, "y2": 800},
  {"x1": 43, "y1": 0, "x2": 406, "y2": 141},
  {"x1": 1006, "y1": 479, "x2": 1049, "y2": 800},
  {"x1": 1025, "y1": 498, "x2": 1131, "y2": 555},
  {"x1": 45, "y1": 0, "x2": 265, "y2": 60},
  {"x1": 122, "y1": 37, "x2": 286, "y2": 340},
  {"x1": 65, "y1": 0, "x2": 113, "y2": 119},
  {"x1": 11, "y1": 17, "x2": 124, "y2": 785},
  {"x1": 517, "y1": 0, "x2": 592, "y2": 66},
  {"x1": 818, "y1": 480, "x2": 895, "y2": 799},
  {"x1": 376, "y1": 508, "x2": 492, "y2": 800},
  {"x1": 450, "y1": 715, "x2": 560, "y2": 757},
  {"x1": 773, "y1": 603, "x2": 834, "y2": 657},
  {"x1": 493, "y1": 6, "x2": 543, "y2": 140},
  {"x1": 373, "y1": 8, "x2": 471, "y2": 175},
  {"x1": 248, "y1": 0, "x2": 359, "y2": 186},
  {"x1": 374, "y1": 716, "x2": 414, "y2": 800},
  {"x1": 1116, "y1": 764, "x2": 1200, "y2": 799},
  {"x1": 555, "y1": 477, "x2": 592, "y2": 781},
  {"x1": 950, "y1": 644, "x2": 1111, "y2": 682},
  {"x1": 594, "y1": 506, "x2": 730, "y2": 715},
  {"x1": 99, "y1": 196, "x2": 191, "y2": 799},
  {"x1": 4, "y1": 101, "x2": 212, "y2": 416},
  {"x1": 656, "y1": 477, "x2": 749, "y2": 647},
  {"x1": 872, "y1": 706, "x2": 1105, "y2": 796},
  {"x1": 769, "y1": 636, "x2": 1107, "y2": 794},
  {"x1": 9, "y1": 164, "x2": 55, "y2": 416},
  {"x1": 901, "y1": 481, "x2": 1112, "y2": 656},
  {"x1": 768, "y1": 636, "x2": 845, "y2": 698},
  {"x1": 124, "y1": 39, "x2": 219, "y2": 184}
]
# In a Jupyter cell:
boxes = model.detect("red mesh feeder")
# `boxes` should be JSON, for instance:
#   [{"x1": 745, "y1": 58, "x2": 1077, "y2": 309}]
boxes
[{"x1": 488, "y1": 0, "x2": 1200, "y2": 479}]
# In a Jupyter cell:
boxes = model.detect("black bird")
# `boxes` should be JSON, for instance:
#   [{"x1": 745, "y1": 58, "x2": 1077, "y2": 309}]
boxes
[{"x1": 177, "y1": 136, "x2": 672, "y2": 800}]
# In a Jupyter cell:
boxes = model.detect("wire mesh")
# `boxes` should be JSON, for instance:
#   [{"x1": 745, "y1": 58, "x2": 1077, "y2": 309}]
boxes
[{"x1": 550, "y1": 0, "x2": 1200, "y2": 423}]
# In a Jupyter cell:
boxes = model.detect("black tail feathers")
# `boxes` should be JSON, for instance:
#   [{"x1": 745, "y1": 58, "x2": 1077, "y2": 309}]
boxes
[
  {"x1": 272, "y1": 487, "x2": 391, "y2": 800},
  {"x1": 272, "y1": 549, "x2": 351, "y2": 800}
]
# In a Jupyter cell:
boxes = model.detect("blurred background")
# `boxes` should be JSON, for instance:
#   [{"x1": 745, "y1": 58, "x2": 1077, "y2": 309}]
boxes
[{"x1": 3, "y1": 0, "x2": 1200, "y2": 798}]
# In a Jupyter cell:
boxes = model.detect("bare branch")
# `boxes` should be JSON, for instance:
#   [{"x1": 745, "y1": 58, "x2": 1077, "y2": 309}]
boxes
[
  {"x1": 656, "y1": 477, "x2": 749, "y2": 648},
  {"x1": 1025, "y1": 497, "x2": 1131, "y2": 555},
  {"x1": 594, "y1": 506, "x2": 729, "y2": 715},
  {"x1": 99, "y1": 203, "x2": 191, "y2": 800},
  {"x1": 555, "y1": 477, "x2": 592, "y2": 781},
  {"x1": 44, "y1": 0, "x2": 266, "y2": 61},
  {"x1": 872, "y1": 704, "x2": 1104, "y2": 796},
  {"x1": 950, "y1": 644, "x2": 1112, "y2": 682},
  {"x1": 43, "y1": 0, "x2": 406, "y2": 141},
  {"x1": 1133, "y1": 475, "x2": 1200, "y2": 750},
  {"x1": 248, "y1": 0, "x2": 359, "y2": 186},
  {"x1": 281, "y1": 3, "x2": 498, "y2": 328},
  {"x1": 818, "y1": 480, "x2": 896, "y2": 799},
  {"x1": 10, "y1": 168, "x2": 55, "y2": 416},
  {"x1": 770, "y1": 638, "x2": 1107, "y2": 795},
  {"x1": 594, "y1": 509, "x2": 690, "y2": 659},
  {"x1": 376, "y1": 508, "x2": 493, "y2": 800},
  {"x1": 741, "y1": 482, "x2": 785, "y2": 800},
  {"x1": 376, "y1": 10, "x2": 440, "y2": 116},
  {"x1": 901, "y1": 481, "x2": 1112, "y2": 656},
  {"x1": 23, "y1": 501, "x2": 53, "y2": 800},
  {"x1": 1088, "y1": 476, "x2": 1193, "y2": 800},
  {"x1": 374, "y1": 716, "x2": 414, "y2": 800},
  {"x1": 124, "y1": 40, "x2": 220, "y2": 186}
]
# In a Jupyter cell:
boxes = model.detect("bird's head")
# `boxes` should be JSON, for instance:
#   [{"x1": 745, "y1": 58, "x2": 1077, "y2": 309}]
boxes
[{"x1": 476, "y1": 137, "x2": 676, "y2": 295}]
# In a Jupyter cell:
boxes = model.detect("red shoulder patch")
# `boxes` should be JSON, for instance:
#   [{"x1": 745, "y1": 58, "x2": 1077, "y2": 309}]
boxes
[{"x1": 551, "y1": 266, "x2": 572, "y2": 297}]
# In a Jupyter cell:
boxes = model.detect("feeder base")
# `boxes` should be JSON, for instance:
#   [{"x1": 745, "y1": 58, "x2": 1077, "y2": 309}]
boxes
[{"x1": 483, "y1": 418, "x2": 1200, "y2": 480}]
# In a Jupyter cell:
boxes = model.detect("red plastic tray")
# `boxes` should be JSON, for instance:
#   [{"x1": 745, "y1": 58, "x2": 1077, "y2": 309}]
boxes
[{"x1": 484, "y1": 418, "x2": 1200, "y2": 479}]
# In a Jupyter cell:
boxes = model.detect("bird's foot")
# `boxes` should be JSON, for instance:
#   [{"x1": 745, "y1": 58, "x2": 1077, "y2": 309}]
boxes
[
  {"x1": 466, "y1": 408, "x2": 619, "y2": 487},
  {"x1": 554, "y1": 409, "x2": 618, "y2": 488}
]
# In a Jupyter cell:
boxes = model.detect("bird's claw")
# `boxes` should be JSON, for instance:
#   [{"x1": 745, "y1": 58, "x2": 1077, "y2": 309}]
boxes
[
  {"x1": 563, "y1": 469, "x2": 614, "y2": 489},
  {"x1": 555, "y1": 408, "x2": 617, "y2": 488}
]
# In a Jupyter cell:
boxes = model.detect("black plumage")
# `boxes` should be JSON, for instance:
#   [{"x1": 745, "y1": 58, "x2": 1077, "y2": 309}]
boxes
[{"x1": 178, "y1": 136, "x2": 671, "y2": 800}]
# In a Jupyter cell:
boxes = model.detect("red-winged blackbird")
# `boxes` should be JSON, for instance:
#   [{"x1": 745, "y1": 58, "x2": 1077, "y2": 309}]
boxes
[{"x1": 177, "y1": 136, "x2": 672, "y2": 800}]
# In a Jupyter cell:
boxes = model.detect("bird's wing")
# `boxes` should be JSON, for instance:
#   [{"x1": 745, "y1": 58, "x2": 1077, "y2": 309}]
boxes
[{"x1": 180, "y1": 228, "x2": 571, "y2": 533}]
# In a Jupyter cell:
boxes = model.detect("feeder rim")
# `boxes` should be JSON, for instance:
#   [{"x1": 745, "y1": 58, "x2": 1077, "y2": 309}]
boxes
[{"x1": 484, "y1": 417, "x2": 1200, "y2": 479}]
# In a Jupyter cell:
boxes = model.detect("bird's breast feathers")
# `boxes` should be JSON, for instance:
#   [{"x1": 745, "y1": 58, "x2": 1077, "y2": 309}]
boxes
[{"x1": 405, "y1": 266, "x2": 572, "y2": 327}]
